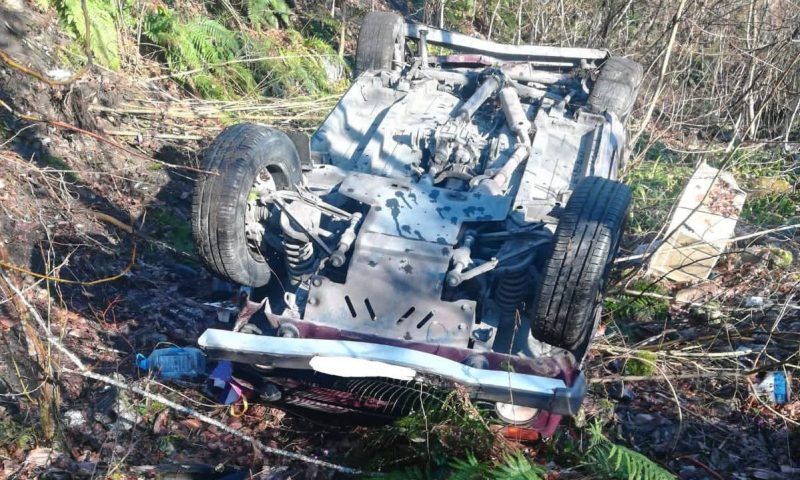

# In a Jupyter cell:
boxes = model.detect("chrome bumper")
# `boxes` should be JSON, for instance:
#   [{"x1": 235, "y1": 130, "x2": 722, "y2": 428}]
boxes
[{"x1": 198, "y1": 329, "x2": 586, "y2": 416}]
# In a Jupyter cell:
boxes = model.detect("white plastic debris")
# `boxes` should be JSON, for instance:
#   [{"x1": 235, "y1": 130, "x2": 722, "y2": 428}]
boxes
[
  {"x1": 648, "y1": 162, "x2": 746, "y2": 282},
  {"x1": 63, "y1": 409, "x2": 86, "y2": 429},
  {"x1": 203, "y1": 301, "x2": 238, "y2": 323},
  {"x1": 46, "y1": 69, "x2": 73, "y2": 82},
  {"x1": 744, "y1": 296, "x2": 766, "y2": 308}
]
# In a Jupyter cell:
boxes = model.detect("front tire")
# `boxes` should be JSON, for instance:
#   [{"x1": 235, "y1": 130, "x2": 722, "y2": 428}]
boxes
[
  {"x1": 354, "y1": 11, "x2": 405, "y2": 76},
  {"x1": 587, "y1": 57, "x2": 643, "y2": 121},
  {"x1": 192, "y1": 123, "x2": 303, "y2": 287},
  {"x1": 530, "y1": 177, "x2": 631, "y2": 354}
]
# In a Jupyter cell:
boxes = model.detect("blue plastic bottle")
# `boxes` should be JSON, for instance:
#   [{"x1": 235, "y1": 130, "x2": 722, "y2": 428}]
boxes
[
  {"x1": 774, "y1": 371, "x2": 788, "y2": 404},
  {"x1": 136, "y1": 347, "x2": 207, "y2": 379}
]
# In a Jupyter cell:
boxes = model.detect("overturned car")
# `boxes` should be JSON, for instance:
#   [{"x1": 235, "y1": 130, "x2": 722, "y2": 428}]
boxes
[{"x1": 192, "y1": 12, "x2": 643, "y2": 436}]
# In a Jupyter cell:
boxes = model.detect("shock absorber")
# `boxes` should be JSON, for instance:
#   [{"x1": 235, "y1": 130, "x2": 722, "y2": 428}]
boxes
[
  {"x1": 494, "y1": 268, "x2": 531, "y2": 315},
  {"x1": 283, "y1": 235, "x2": 314, "y2": 285},
  {"x1": 492, "y1": 241, "x2": 536, "y2": 315},
  {"x1": 279, "y1": 201, "x2": 321, "y2": 287}
]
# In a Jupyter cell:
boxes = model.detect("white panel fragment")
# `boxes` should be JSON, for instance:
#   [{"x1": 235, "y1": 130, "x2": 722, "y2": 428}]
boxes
[{"x1": 648, "y1": 162, "x2": 746, "y2": 282}]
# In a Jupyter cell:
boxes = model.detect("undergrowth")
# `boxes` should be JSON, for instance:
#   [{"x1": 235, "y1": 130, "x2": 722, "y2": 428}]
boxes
[
  {"x1": 625, "y1": 139, "x2": 694, "y2": 236},
  {"x1": 44, "y1": 0, "x2": 345, "y2": 99},
  {"x1": 47, "y1": 0, "x2": 120, "y2": 69},
  {"x1": 141, "y1": 5, "x2": 345, "y2": 99},
  {"x1": 727, "y1": 149, "x2": 800, "y2": 228},
  {"x1": 605, "y1": 279, "x2": 670, "y2": 324},
  {"x1": 363, "y1": 388, "x2": 674, "y2": 479}
]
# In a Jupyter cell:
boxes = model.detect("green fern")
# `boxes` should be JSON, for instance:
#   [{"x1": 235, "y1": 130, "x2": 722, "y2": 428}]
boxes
[
  {"x1": 247, "y1": 31, "x2": 346, "y2": 97},
  {"x1": 374, "y1": 452, "x2": 545, "y2": 480},
  {"x1": 143, "y1": 8, "x2": 257, "y2": 98},
  {"x1": 488, "y1": 452, "x2": 546, "y2": 480},
  {"x1": 586, "y1": 421, "x2": 675, "y2": 480},
  {"x1": 51, "y1": 0, "x2": 121, "y2": 69},
  {"x1": 448, "y1": 453, "x2": 489, "y2": 480},
  {"x1": 244, "y1": 0, "x2": 291, "y2": 28},
  {"x1": 142, "y1": 6, "x2": 341, "y2": 99}
]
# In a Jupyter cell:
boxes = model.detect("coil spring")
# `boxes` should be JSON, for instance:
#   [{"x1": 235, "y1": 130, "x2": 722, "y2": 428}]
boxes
[
  {"x1": 283, "y1": 236, "x2": 315, "y2": 285},
  {"x1": 494, "y1": 270, "x2": 530, "y2": 315}
]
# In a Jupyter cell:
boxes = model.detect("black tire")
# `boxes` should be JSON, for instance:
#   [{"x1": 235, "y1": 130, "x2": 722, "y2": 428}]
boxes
[
  {"x1": 355, "y1": 11, "x2": 405, "y2": 76},
  {"x1": 588, "y1": 57, "x2": 643, "y2": 121},
  {"x1": 192, "y1": 123, "x2": 303, "y2": 287},
  {"x1": 530, "y1": 176, "x2": 631, "y2": 352}
]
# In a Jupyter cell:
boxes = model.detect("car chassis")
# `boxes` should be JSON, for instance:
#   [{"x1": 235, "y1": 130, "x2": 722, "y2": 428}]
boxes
[{"x1": 193, "y1": 14, "x2": 641, "y2": 436}]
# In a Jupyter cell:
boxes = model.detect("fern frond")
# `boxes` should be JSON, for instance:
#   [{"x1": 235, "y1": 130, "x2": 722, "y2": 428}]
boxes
[
  {"x1": 488, "y1": 452, "x2": 546, "y2": 480},
  {"x1": 369, "y1": 466, "x2": 430, "y2": 480},
  {"x1": 449, "y1": 452, "x2": 490, "y2": 480},
  {"x1": 245, "y1": 0, "x2": 291, "y2": 29},
  {"x1": 52, "y1": 0, "x2": 120, "y2": 69},
  {"x1": 586, "y1": 421, "x2": 676, "y2": 480}
]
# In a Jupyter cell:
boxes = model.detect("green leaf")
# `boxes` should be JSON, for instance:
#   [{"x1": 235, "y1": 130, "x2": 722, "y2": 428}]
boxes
[{"x1": 54, "y1": 0, "x2": 121, "y2": 69}]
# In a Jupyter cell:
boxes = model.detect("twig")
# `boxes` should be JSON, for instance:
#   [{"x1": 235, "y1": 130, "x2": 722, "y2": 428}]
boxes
[
  {"x1": 0, "y1": 0, "x2": 92, "y2": 86},
  {"x1": 104, "y1": 130, "x2": 204, "y2": 141},
  {"x1": 0, "y1": 271, "x2": 365, "y2": 476},
  {"x1": 590, "y1": 371, "x2": 738, "y2": 383},
  {"x1": 0, "y1": 244, "x2": 137, "y2": 286},
  {"x1": 88, "y1": 210, "x2": 196, "y2": 260},
  {"x1": 615, "y1": 223, "x2": 800, "y2": 264},
  {"x1": 0, "y1": 99, "x2": 212, "y2": 175},
  {"x1": 676, "y1": 455, "x2": 725, "y2": 480}
]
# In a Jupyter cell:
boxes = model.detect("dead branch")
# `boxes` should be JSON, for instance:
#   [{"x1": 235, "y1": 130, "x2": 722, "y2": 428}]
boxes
[{"x1": 0, "y1": 270, "x2": 365, "y2": 475}]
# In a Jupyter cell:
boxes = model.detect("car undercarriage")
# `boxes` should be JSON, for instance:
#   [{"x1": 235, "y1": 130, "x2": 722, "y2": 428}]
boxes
[{"x1": 192, "y1": 12, "x2": 643, "y2": 435}]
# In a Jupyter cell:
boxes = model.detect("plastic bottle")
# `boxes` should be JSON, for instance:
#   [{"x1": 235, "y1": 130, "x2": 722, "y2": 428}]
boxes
[{"x1": 136, "y1": 347, "x2": 207, "y2": 379}]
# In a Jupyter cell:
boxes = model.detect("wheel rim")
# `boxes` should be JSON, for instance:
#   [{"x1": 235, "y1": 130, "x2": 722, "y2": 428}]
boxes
[{"x1": 244, "y1": 168, "x2": 278, "y2": 261}]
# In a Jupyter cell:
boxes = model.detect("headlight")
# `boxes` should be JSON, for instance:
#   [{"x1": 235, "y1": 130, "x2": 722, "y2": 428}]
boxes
[{"x1": 495, "y1": 402, "x2": 538, "y2": 424}]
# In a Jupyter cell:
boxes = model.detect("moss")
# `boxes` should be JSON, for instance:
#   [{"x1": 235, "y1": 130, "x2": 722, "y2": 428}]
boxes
[
  {"x1": 624, "y1": 351, "x2": 658, "y2": 376},
  {"x1": 148, "y1": 209, "x2": 194, "y2": 255},
  {"x1": 42, "y1": 154, "x2": 80, "y2": 182},
  {"x1": 135, "y1": 398, "x2": 167, "y2": 418},
  {"x1": 0, "y1": 417, "x2": 37, "y2": 452},
  {"x1": 605, "y1": 280, "x2": 670, "y2": 324},
  {"x1": 766, "y1": 247, "x2": 793, "y2": 269}
]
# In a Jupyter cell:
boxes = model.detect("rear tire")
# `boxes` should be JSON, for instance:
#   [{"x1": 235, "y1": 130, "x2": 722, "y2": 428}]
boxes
[
  {"x1": 192, "y1": 123, "x2": 303, "y2": 287},
  {"x1": 355, "y1": 11, "x2": 405, "y2": 76},
  {"x1": 588, "y1": 57, "x2": 643, "y2": 121},
  {"x1": 530, "y1": 177, "x2": 631, "y2": 353}
]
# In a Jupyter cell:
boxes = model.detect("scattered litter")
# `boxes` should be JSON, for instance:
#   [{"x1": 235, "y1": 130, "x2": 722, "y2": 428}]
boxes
[
  {"x1": 136, "y1": 346, "x2": 207, "y2": 379},
  {"x1": 62, "y1": 409, "x2": 86, "y2": 429},
  {"x1": 205, "y1": 360, "x2": 262, "y2": 416},
  {"x1": 208, "y1": 360, "x2": 241, "y2": 405},
  {"x1": 25, "y1": 447, "x2": 57, "y2": 468},
  {"x1": 46, "y1": 69, "x2": 73, "y2": 81},
  {"x1": 110, "y1": 373, "x2": 143, "y2": 431},
  {"x1": 744, "y1": 296, "x2": 766, "y2": 308},
  {"x1": 648, "y1": 162, "x2": 746, "y2": 282},
  {"x1": 754, "y1": 371, "x2": 791, "y2": 404},
  {"x1": 203, "y1": 300, "x2": 239, "y2": 323}
]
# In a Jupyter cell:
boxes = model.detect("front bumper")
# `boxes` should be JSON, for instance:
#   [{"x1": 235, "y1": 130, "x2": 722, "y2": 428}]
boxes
[{"x1": 198, "y1": 329, "x2": 586, "y2": 416}]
